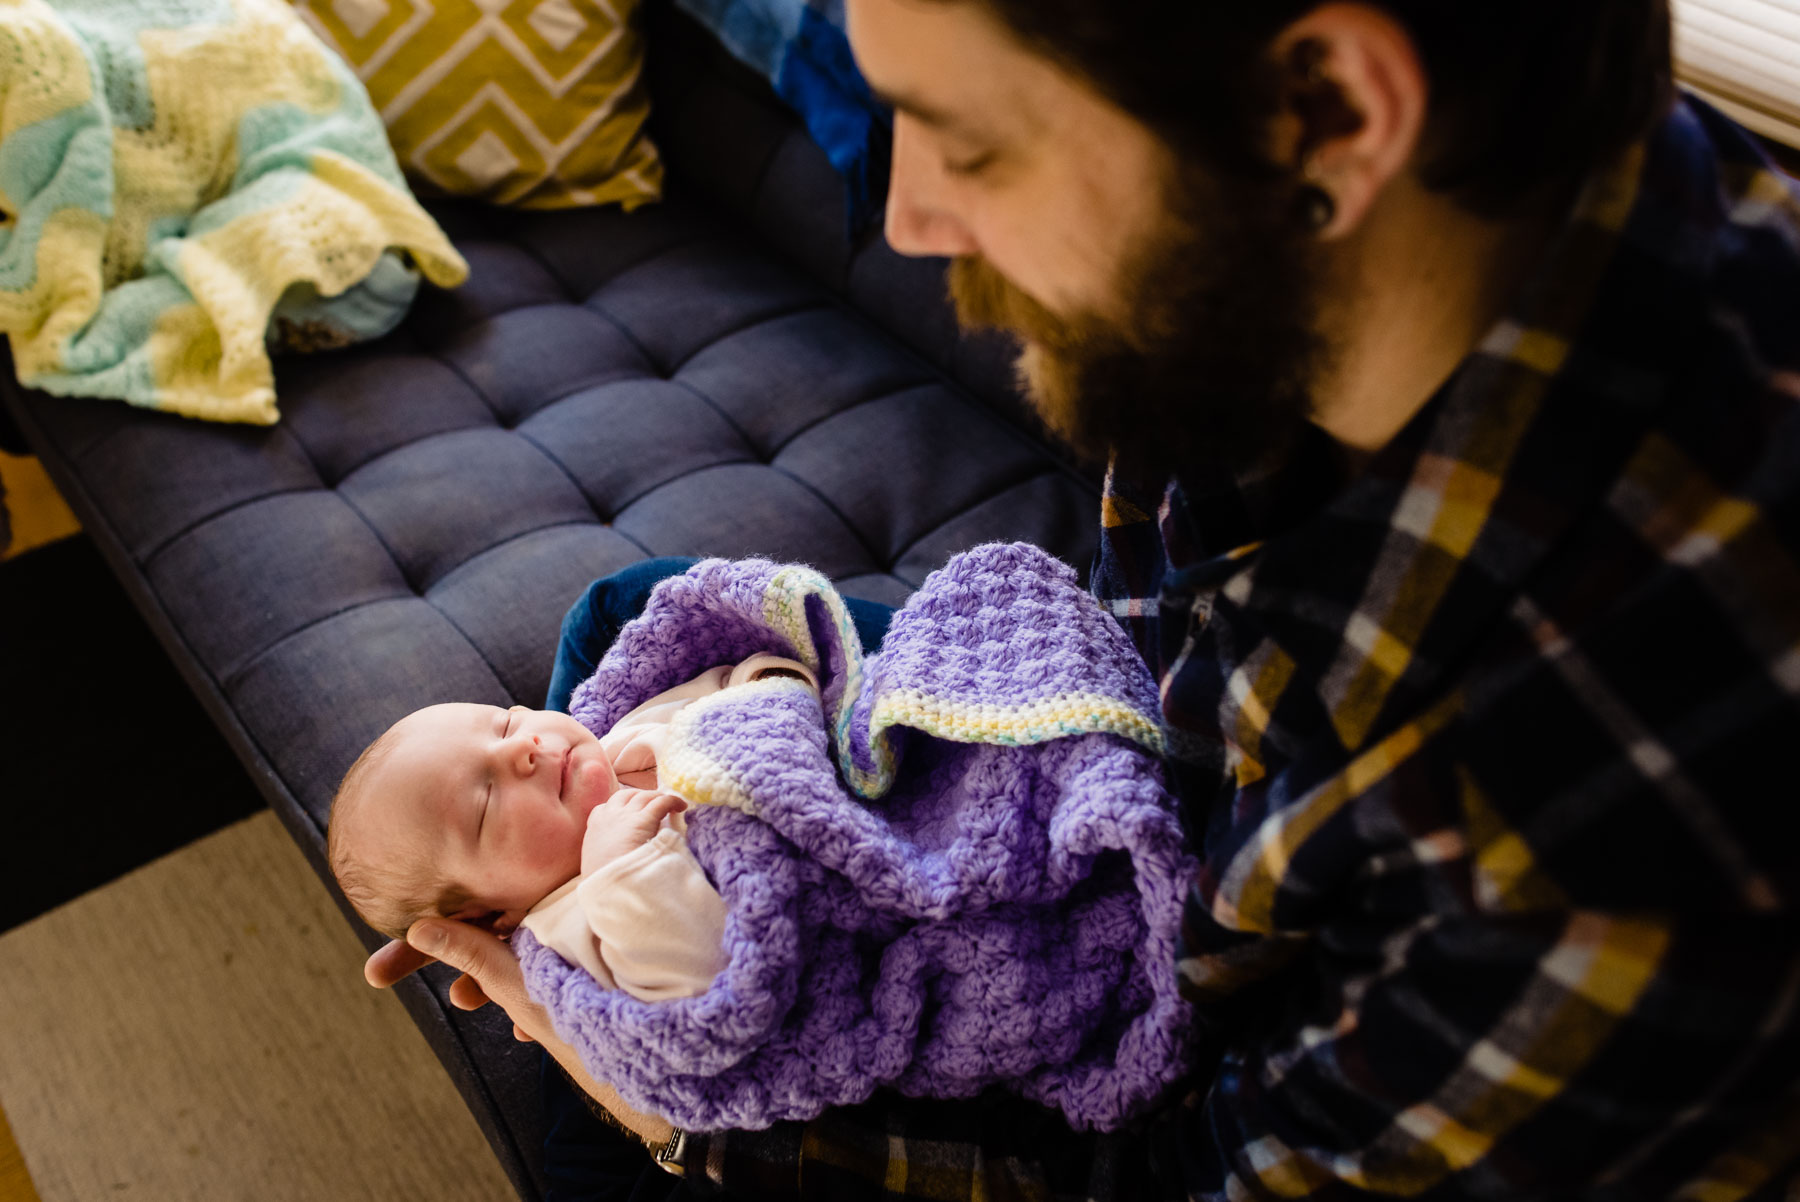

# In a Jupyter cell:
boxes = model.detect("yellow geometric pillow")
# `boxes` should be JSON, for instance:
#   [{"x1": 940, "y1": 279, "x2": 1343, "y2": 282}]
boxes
[{"x1": 290, "y1": 0, "x2": 662, "y2": 210}]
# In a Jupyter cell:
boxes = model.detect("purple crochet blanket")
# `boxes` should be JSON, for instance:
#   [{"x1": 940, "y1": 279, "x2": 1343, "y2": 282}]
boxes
[{"x1": 513, "y1": 543, "x2": 1196, "y2": 1131}]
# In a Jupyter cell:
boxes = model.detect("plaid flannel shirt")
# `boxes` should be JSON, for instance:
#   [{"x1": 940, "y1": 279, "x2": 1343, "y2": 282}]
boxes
[{"x1": 677, "y1": 96, "x2": 1800, "y2": 1200}]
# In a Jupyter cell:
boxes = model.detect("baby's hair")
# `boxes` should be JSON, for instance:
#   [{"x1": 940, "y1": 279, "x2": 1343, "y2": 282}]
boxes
[{"x1": 327, "y1": 726, "x2": 475, "y2": 940}]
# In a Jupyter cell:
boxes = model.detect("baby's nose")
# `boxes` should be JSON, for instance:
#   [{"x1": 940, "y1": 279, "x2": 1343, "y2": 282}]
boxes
[{"x1": 508, "y1": 732, "x2": 542, "y2": 773}]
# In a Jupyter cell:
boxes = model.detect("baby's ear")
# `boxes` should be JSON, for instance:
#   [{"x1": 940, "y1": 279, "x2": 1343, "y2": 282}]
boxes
[
  {"x1": 454, "y1": 908, "x2": 508, "y2": 933},
  {"x1": 471, "y1": 910, "x2": 521, "y2": 938}
]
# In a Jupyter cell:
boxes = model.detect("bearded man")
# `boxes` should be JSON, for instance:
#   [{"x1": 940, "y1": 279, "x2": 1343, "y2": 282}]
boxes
[{"x1": 371, "y1": 1, "x2": 1800, "y2": 1196}]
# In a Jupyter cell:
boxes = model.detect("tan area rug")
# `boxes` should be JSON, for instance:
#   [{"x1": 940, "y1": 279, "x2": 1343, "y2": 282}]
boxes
[
  {"x1": 0, "y1": 1101, "x2": 42, "y2": 1202},
  {"x1": 0, "y1": 812, "x2": 516, "y2": 1201}
]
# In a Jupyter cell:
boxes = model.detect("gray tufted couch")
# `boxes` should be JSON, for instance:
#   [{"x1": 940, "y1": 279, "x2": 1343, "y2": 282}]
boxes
[{"x1": 0, "y1": 6, "x2": 1099, "y2": 1197}]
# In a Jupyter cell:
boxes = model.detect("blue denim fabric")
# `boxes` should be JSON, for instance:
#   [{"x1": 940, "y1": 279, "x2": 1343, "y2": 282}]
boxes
[
  {"x1": 545, "y1": 558, "x2": 700, "y2": 713},
  {"x1": 545, "y1": 556, "x2": 899, "y2": 712},
  {"x1": 539, "y1": 558, "x2": 896, "y2": 1199}
]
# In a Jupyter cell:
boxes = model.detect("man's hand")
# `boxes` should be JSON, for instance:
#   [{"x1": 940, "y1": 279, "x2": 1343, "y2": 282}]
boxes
[
  {"x1": 364, "y1": 935, "x2": 435, "y2": 988},
  {"x1": 581, "y1": 787, "x2": 687, "y2": 875},
  {"x1": 366, "y1": 917, "x2": 676, "y2": 1149},
  {"x1": 360, "y1": 920, "x2": 547, "y2": 1030}
]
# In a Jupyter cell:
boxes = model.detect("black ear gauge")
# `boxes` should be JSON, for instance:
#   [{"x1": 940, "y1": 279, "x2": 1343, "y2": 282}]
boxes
[{"x1": 1298, "y1": 183, "x2": 1337, "y2": 231}]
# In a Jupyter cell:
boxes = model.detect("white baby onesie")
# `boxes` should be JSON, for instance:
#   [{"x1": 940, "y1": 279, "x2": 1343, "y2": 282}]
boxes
[{"x1": 518, "y1": 653, "x2": 817, "y2": 1002}]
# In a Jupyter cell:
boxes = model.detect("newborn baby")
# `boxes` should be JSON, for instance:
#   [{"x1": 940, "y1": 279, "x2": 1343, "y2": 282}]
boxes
[
  {"x1": 328, "y1": 653, "x2": 816, "y2": 1002},
  {"x1": 344, "y1": 549, "x2": 1194, "y2": 1132}
]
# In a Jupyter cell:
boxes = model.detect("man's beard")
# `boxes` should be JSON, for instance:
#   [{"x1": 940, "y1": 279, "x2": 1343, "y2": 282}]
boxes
[{"x1": 948, "y1": 163, "x2": 1327, "y2": 483}]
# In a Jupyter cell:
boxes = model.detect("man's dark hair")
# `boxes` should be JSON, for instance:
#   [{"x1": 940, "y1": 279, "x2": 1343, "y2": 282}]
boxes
[{"x1": 968, "y1": 1, "x2": 1674, "y2": 218}]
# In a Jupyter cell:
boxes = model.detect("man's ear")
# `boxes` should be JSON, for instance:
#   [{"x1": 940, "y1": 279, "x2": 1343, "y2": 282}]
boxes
[{"x1": 1267, "y1": 3, "x2": 1428, "y2": 239}]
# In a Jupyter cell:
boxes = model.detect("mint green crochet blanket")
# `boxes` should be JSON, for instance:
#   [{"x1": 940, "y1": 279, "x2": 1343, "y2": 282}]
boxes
[{"x1": 0, "y1": 0, "x2": 468, "y2": 424}]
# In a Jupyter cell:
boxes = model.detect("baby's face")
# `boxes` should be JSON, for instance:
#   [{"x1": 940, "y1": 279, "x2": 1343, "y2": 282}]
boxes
[{"x1": 352, "y1": 703, "x2": 618, "y2": 930}]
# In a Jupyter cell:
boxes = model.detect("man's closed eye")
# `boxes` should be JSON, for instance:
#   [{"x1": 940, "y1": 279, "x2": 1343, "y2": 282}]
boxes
[{"x1": 944, "y1": 150, "x2": 996, "y2": 178}]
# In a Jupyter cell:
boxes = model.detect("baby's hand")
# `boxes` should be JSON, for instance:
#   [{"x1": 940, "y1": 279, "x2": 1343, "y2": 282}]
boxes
[{"x1": 580, "y1": 788, "x2": 688, "y2": 875}]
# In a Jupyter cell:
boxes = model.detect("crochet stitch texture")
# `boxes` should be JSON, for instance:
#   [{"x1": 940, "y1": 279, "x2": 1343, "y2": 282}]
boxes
[
  {"x1": 516, "y1": 543, "x2": 1197, "y2": 1131},
  {"x1": 0, "y1": 0, "x2": 467, "y2": 423}
]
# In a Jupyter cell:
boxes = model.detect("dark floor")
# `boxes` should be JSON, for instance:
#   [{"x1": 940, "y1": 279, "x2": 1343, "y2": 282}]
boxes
[{"x1": 0, "y1": 535, "x2": 264, "y2": 933}]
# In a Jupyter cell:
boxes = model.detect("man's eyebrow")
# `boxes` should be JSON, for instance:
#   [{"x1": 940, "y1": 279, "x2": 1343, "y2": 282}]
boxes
[{"x1": 866, "y1": 84, "x2": 987, "y2": 137}]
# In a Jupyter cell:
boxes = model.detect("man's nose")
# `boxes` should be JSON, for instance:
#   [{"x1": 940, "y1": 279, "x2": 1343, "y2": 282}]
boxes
[{"x1": 883, "y1": 117, "x2": 980, "y2": 259}]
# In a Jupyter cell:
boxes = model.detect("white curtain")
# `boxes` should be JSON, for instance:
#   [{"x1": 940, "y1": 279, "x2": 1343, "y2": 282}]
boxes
[{"x1": 1674, "y1": 0, "x2": 1800, "y2": 146}]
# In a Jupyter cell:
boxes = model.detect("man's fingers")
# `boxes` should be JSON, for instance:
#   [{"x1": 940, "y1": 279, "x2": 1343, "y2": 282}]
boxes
[
  {"x1": 365, "y1": 936, "x2": 436, "y2": 988},
  {"x1": 407, "y1": 919, "x2": 557, "y2": 1049},
  {"x1": 407, "y1": 918, "x2": 525, "y2": 1007},
  {"x1": 448, "y1": 972, "x2": 491, "y2": 1011}
]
